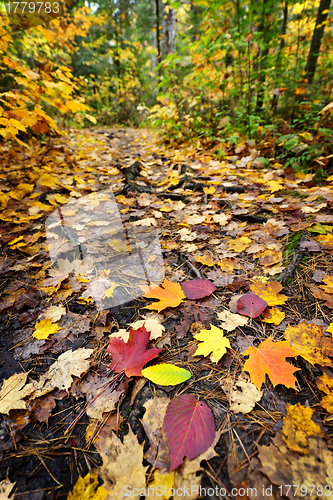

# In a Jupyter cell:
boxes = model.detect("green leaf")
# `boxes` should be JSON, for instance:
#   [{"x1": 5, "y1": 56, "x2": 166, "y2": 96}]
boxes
[
  {"x1": 142, "y1": 364, "x2": 191, "y2": 386},
  {"x1": 307, "y1": 223, "x2": 327, "y2": 234}
]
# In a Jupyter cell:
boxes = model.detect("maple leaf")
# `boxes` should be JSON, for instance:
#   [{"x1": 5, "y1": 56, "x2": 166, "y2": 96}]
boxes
[
  {"x1": 193, "y1": 325, "x2": 231, "y2": 363},
  {"x1": 32, "y1": 319, "x2": 61, "y2": 340},
  {"x1": 261, "y1": 306, "x2": 285, "y2": 325},
  {"x1": 282, "y1": 403, "x2": 323, "y2": 454},
  {"x1": 284, "y1": 321, "x2": 333, "y2": 366},
  {"x1": 106, "y1": 326, "x2": 161, "y2": 377},
  {"x1": 228, "y1": 236, "x2": 252, "y2": 252},
  {"x1": 163, "y1": 394, "x2": 216, "y2": 471},
  {"x1": 250, "y1": 280, "x2": 288, "y2": 306},
  {"x1": 0, "y1": 372, "x2": 34, "y2": 415},
  {"x1": 217, "y1": 310, "x2": 248, "y2": 331},
  {"x1": 316, "y1": 373, "x2": 333, "y2": 414},
  {"x1": 142, "y1": 279, "x2": 186, "y2": 312},
  {"x1": 242, "y1": 337, "x2": 301, "y2": 390}
]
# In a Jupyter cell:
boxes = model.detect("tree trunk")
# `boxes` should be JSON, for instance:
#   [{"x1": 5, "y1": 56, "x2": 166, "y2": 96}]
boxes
[
  {"x1": 155, "y1": 0, "x2": 162, "y2": 65},
  {"x1": 255, "y1": 0, "x2": 270, "y2": 111},
  {"x1": 162, "y1": 1, "x2": 175, "y2": 57},
  {"x1": 305, "y1": 0, "x2": 331, "y2": 84}
]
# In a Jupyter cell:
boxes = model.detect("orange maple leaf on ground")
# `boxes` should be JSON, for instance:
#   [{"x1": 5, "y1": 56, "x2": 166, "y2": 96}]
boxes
[
  {"x1": 250, "y1": 280, "x2": 288, "y2": 306},
  {"x1": 142, "y1": 279, "x2": 186, "y2": 312},
  {"x1": 243, "y1": 337, "x2": 301, "y2": 390}
]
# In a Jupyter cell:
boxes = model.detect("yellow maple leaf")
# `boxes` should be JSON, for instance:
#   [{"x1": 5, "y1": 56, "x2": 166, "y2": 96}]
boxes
[
  {"x1": 193, "y1": 325, "x2": 231, "y2": 363},
  {"x1": 193, "y1": 254, "x2": 215, "y2": 266},
  {"x1": 282, "y1": 403, "x2": 323, "y2": 454},
  {"x1": 316, "y1": 373, "x2": 333, "y2": 414},
  {"x1": 142, "y1": 279, "x2": 185, "y2": 312},
  {"x1": 250, "y1": 280, "x2": 288, "y2": 306},
  {"x1": 67, "y1": 472, "x2": 108, "y2": 500},
  {"x1": 284, "y1": 321, "x2": 333, "y2": 366},
  {"x1": 33, "y1": 319, "x2": 61, "y2": 340},
  {"x1": 228, "y1": 236, "x2": 251, "y2": 252},
  {"x1": 320, "y1": 276, "x2": 333, "y2": 294},
  {"x1": 261, "y1": 307, "x2": 285, "y2": 325}
]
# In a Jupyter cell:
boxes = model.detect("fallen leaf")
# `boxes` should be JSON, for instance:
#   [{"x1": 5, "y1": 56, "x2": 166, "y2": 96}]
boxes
[
  {"x1": 33, "y1": 348, "x2": 93, "y2": 396},
  {"x1": 0, "y1": 479, "x2": 15, "y2": 499},
  {"x1": 141, "y1": 396, "x2": 171, "y2": 472},
  {"x1": 221, "y1": 373, "x2": 262, "y2": 414},
  {"x1": 261, "y1": 307, "x2": 285, "y2": 325},
  {"x1": 164, "y1": 394, "x2": 216, "y2": 471},
  {"x1": 259, "y1": 250, "x2": 282, "y2": 267},
  {"x1": 237, "y1": 291, "x2": 268, "y2": 318},
  {"x1": 193, "y1": 325, "x2": 231, "y2": 363},
  {"x1": 142, "y1": 364, "x2": 191, "y2": 386},
  {"x1": 130, "y1": 313, "x2": 165, "y2": 340},
  {"x1": 107, "y1": 326, "x2": 161, "y2": 377},
  {"x1": 193, "y1": 254, "x2": 215, "y2": 266},
  {"x1": 250, "y1": 280, "x2": 288, "y2": 306},
  {"x1": 218, "y1": 257, "x2": 243, "y2": 273},
  {"x1": 186, "y1": 214, "x2": 206, "y2": 225},
  {"x1": 284, "y1": 321, "x2": 333, "y2": 366},
  {"x1": 0, "y1": 372, "x2": 34, "y2": 415},
  {"x1": 67, "y1": 472, "x2": 108, "y2": 500},
  {"x1": 148, "y1": 470, "x2": 175, "y2": 500},
  {"x1": 133, "y1": 217, "x2": 157, "y2": 226},
  {"x1": 228, "y1": 236, "x2": 252, "y2": 252},
  {"x1": 315, "y1": 373, "x2": 333, "y2": 413},
  {"x1": 180, "y1": 279, "x2": 216, "y2": 299},
  {"x1": 320, "y1": 275, "x2": 333, "y2": 294},
  {"x1": 258, "y1": 432, "x2": 333, "y2": 499},
  {"x1": 142, "y1": 279, "x2": 186, "y2": 312},
  {"x1": 242, "y1": 337, "x2": 301, "y2": 390},
  {"x1": 95, "y1": 427, "x2": 148, "y2": 497},
  {"x1": 282, "y1": 403, "x2": 323, "y2": 454},
  {"x1": 217, "y1": 310, "x2": 248, "y2": 331},
  {"x1": 32, "y1": 319, "x2": 61, "y2": 340},
  {"x1": 39, "y1": 304, "x2": 66, "y2": 322}
]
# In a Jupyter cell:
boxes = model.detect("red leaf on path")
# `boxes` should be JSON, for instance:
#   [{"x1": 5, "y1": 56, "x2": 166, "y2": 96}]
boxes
[
  {"x1": 237, "y1": 291, "x2": 268, "y2": 318},
  {"x1": 181, "y1": 279, "x2": 217, "y2": 300},
  {"x1": 164, "y1": 394, "x2": 216, "y2": 471},
  {"x1": 106, "y1": 326, "x2": 161, "y2": 377}
]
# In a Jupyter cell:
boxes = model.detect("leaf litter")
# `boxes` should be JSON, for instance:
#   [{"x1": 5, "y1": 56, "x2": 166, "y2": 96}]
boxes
[{"x1": 1, "y1": 128, "x2": 333, "y2": 498}]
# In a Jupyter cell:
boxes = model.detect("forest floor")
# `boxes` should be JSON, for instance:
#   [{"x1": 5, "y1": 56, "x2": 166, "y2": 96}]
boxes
[{"x1": 0, "y1": 127, "x2": 333, "y2": 500}]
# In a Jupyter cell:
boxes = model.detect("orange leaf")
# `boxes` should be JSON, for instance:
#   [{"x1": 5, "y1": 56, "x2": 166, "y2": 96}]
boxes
[
  {"x1": 142, "y1": 279, "x2": 186, "y2": 312},
  {"x1": 243, "y1": 337, "x2": 301, "y2": 390}
]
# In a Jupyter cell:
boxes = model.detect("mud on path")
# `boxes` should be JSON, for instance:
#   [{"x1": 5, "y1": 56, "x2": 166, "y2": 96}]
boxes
[{"x1": 0, "y1": 127, "x2": 333, "y2": 499}]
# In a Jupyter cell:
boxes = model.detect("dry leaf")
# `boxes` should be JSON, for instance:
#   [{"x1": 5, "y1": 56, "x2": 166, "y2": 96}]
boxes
[
  {"x1": 282, "y1": 403, "x2": 323, "y2": 454},
  {"x1": 0, "y1": 372, "x2": 34, "y2": 415},
  {"x1": 217, "y1": 310, "x2": 248, "y2": 331}
]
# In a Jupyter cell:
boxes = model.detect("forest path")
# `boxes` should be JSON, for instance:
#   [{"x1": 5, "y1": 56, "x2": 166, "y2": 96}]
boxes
[{"x1": 0, "y1": 127, "x2": 333, "y2": 499}]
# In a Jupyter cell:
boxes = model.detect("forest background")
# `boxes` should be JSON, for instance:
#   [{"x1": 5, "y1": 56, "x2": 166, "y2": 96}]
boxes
[{"x1": 0, "y1": 0, "x2": 333, "y2": 177}]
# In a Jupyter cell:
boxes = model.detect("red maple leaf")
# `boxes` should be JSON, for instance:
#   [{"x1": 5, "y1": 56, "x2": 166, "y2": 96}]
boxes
[{"x1": 106, "y1": 326, "x2": 161, "y2": 377}]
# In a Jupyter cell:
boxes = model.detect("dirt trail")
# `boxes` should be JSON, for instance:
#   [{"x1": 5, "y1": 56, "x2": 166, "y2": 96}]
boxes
[{"x1": 0, "y1": 128, "x2": 333, "y2": 499}]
